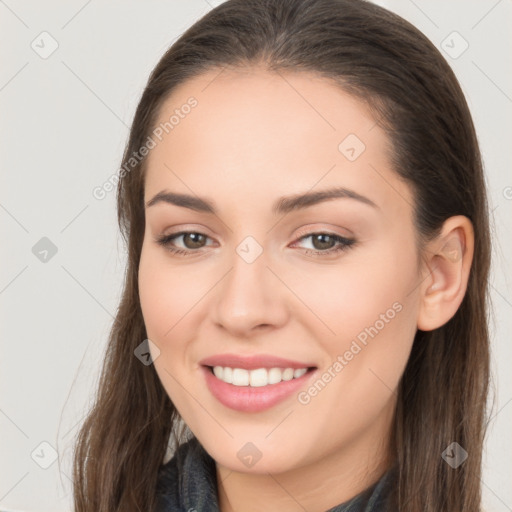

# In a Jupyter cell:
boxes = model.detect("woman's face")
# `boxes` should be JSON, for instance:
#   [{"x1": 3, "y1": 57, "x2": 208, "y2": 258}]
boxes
[{"x1": 139, "y1": 67, "x2": 423, "y2": 475}]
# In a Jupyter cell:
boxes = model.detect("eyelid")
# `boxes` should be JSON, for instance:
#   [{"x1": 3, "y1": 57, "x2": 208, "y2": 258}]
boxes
[
  {"x1": 159, "y1": 224, "x2": 353, "y2": 245},
  {"x1": 156, "y1": 224, "x2": 214, "y2": 242},
  {"x1": 155, "y1": 224, "x2": 357, "y2": 260},
  {"x1": 293, "y1": 223, "x2": 354, "y2": 240}
]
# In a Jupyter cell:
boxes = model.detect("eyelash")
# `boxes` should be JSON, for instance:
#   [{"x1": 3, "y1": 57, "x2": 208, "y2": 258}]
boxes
[{"x1": 154, "y1": 230, "x2": 356, "y2": 258}]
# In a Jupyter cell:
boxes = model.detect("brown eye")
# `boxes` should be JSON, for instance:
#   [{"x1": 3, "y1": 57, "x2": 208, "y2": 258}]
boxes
[
  {"x1": 180, "y1": 233, "x2": 207, "y2": 249},
  {"x1": 154, "y1": 231, "x2": 213, "y2": 255},
  {"x1": 293, "y1": 232, "x2": 356, "y2": 256},
  {"x1": 310, "y1": 234, "x2": 337, "y2": 251}
]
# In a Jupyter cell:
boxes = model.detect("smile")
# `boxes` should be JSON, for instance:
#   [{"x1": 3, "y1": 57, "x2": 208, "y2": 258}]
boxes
[
  {"x1": 211, "y1": 366, "x2": 308, "y2": 387},
  {"x1": 200, "y1": 359, "x2": 317, "y2": 413}
]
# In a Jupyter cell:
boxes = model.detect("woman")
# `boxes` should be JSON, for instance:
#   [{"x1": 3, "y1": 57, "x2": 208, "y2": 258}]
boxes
[{"x1": 73, "y1": 0, "x2": 492, "y2": 510}]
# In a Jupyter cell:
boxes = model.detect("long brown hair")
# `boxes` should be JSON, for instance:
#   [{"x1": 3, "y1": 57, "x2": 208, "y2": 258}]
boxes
[{"x1": 72, "y1": 0, "x2": 492, "y2": 510}]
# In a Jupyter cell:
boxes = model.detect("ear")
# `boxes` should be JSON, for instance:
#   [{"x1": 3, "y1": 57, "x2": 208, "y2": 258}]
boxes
[{"x1": 416, "y1": 215, "x2": 474, "y2": 331}]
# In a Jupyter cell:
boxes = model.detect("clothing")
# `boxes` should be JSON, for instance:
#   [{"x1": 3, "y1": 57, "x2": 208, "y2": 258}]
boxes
[{"x1": 155, "y1": 436, "x2": 397, "y2": 511}]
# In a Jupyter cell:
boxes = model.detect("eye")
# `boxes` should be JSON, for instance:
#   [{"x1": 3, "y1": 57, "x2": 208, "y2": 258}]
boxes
[
  {"x1": 154, "y1": 230, "x2": 356, "y2": 257},
  {"x1": 292, "y1": 232, "x2": 356, "y2": 256},
  {"x1": 154, "y1": 232, "x2": 213, "y2": 256}
]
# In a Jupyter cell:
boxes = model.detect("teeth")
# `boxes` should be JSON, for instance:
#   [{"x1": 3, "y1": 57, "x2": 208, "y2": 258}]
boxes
[
  {"x1": 249, "y1": 368, "x2": 267, "y2": 387},
  {"x1": 212, "y1": 366, "x2": 309, "y2": 387},
  {"x1": 268, "y1": 367, "x2": 282, "y2": 384},
  {"x1": 232, "y1": 368, "x2": 249, "y2": 386},
  {"x1": 223, "y1": 367, "x2": 233, "y2": 384},
  {"x1": 282, "y1": 368, "x2": 294, "y2": 381}
]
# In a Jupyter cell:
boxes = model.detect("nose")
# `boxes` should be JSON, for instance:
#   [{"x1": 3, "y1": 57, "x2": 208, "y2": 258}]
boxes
[{"x1": 211, "y1": 246, "x2": 289, "y2": 338}]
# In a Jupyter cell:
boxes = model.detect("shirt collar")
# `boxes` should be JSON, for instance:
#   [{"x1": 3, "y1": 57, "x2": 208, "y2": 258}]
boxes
[{"x1": 156, "y1": 436, "x2": 397, "y2": 512}]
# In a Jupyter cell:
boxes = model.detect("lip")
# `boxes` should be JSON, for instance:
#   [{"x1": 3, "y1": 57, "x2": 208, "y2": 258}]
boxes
[
  {"x1": 199, "y1": 353, "x2": 316, "y2": 370},
  {"x1": 200, "y1": 355, "x2": 318, "y2": 413}
]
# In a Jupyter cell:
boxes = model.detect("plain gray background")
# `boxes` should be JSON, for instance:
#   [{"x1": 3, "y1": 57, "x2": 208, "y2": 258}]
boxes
[{"x1": 1, "y1": 1, "x2": 511, "y2": 511}]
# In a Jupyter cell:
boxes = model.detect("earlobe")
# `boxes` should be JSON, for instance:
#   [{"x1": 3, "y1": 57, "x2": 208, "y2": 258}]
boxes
[{"x1": 417, "y1": 216, "x2": 474, "y2": 331}]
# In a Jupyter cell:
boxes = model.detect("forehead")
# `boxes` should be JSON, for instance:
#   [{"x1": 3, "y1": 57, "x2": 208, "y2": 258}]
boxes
[
  {"x1": 143, "y1": 66, "x2": 412, "y2": 216},
  {"x1": 149, "y1": 66, "x2": 380, "y2": 159}
]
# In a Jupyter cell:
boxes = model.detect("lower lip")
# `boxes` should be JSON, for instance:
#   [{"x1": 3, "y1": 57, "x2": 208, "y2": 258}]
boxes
[{"x1": 201, "y1": 366, "x2": 316, "y2": 412}]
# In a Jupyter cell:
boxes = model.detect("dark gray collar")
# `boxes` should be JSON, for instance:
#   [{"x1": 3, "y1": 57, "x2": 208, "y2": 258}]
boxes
[{"x1": 156, "y1": 437, "x2": 396, "y2": 511}]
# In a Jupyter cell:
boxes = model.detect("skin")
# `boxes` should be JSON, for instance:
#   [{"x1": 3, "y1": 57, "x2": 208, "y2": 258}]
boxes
[{"x1": 138, "y1": 66, "x2": 474, "y2": 512}]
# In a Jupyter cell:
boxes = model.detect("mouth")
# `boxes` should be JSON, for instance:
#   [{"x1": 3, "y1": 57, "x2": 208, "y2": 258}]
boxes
[{"x1": 200, "y1": 360, "x2": 318, "y2": 413}]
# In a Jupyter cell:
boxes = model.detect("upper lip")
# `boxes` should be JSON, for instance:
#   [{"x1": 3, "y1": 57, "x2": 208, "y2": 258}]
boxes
[{"x1": 200, "y1": 353, "x2": 316, "y2": 370}]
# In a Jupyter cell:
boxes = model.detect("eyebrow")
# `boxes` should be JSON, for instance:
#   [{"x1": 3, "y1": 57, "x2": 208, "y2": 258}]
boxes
[{"x1": 145, "y1": 186, "x2": 378, "y2": 215}]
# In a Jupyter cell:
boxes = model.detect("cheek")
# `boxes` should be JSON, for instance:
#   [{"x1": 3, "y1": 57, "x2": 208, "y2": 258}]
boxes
[
  {"x1": 291, "y1": 248, "x2": 418, "y2": 436},
  {"x1": 288, "y1": 237, "x2": 420, "y2": 414},
  {"x1": 138, "y1": 245, "x2": 202, "y2": 411},
  {"x1": 322, "y1": 238, "x2": 419, "y2": 395},
  {"x1": 287, "y1": 240, "x2": 418, "y2": 345},
  {"x1": 138, "y1": 245, "x2": 203, "y2": 342}
]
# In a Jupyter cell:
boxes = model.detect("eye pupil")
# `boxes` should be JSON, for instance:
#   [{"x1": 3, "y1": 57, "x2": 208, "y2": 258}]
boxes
[
  {"x1": 184, "y1": 233, "x2": 205, "y2": 248},
  {"x1": 312, "y1": 234, "x2": 334, "y2": 250}
]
